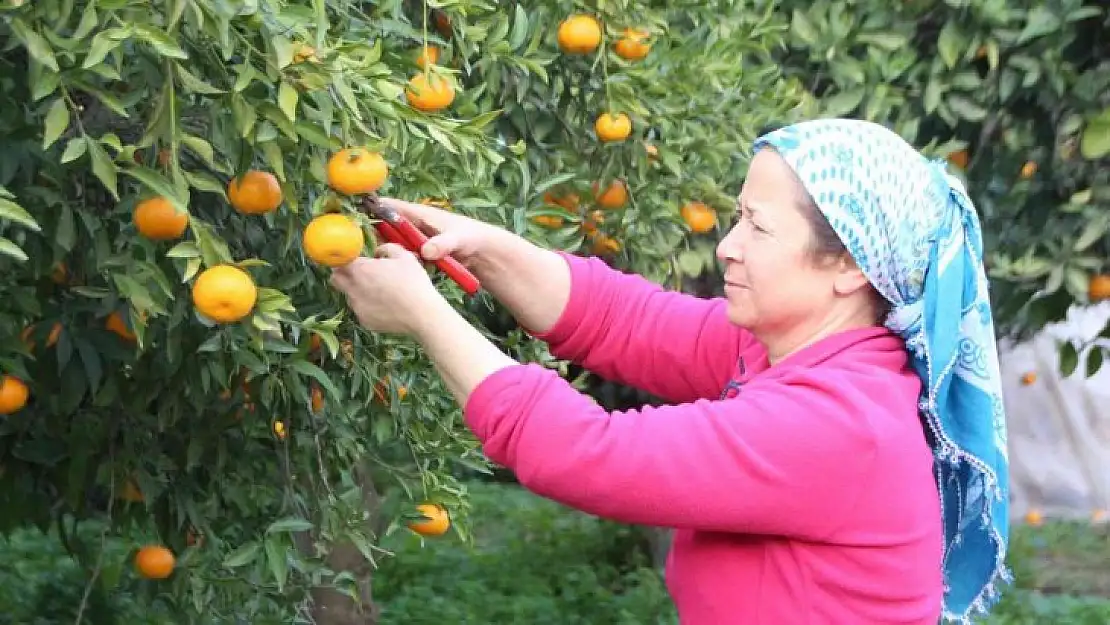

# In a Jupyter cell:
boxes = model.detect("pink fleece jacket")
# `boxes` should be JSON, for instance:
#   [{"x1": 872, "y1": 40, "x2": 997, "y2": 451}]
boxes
[{"x1": 463, "y1": 253, "x2": 944, "y2": 624}]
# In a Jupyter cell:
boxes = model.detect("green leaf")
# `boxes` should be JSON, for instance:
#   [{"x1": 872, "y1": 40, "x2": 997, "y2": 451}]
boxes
[
  {"x1": 196, "y1": 333, "x2": 222, "y2": 353},
  {"x1": 1065, "y1": 267, "x2": 1090, "y2": 300},
  {"x1": 949, "y1": 72, "x2": 982, "y2": 91},
  {"x1": 347, "y1": 531, "x2": 379, "y2": 566},
  {"x1": 946, "y1": 95, "x2": 988, "y2": 122},
  {"x1": 57, "y1": 202, "x2": 76, "y2": 252},
  {"x1": 10, "y1": 18, "x2": 60, "y2": 72},
  {"x1": 271, "y1": 35, "x2": 295, "y2": 69},
  {"x1": 856, "y1": 32, "x2": 908, "y2": 52},
  {"x1": 427, "y1": 126, "x2": 459, "y2": 155},
  {"x1": 676, "y1": 249, "x2": 704, "y2": 275},
  {"x1": 184, "y1": 171, "x2": 226, "y2": 195},
  {"x1": 222, "y1": 542, "x2": 260, "y2": 568},
  {"x1": 165, "y1": 241, "x2": 201, "y2": 259},
  {"x1": 31, "y1": 71, "x2": 61, "y2": 101},
  {"x1": 134, "y1": 25, "x2": 188, "y2": 59},
  {"x1": 84, "y1": 27, "x2": 130, "y2": 69},
  {"x1": 790, "y1": 9, "x2": 820, "y2": 47},
  {"x1": 76, "y1": 340, "x2": 103, "y2": 395},
  {"x1": 113, "y1": 274, "x2": 156, "y2": 311},
  {"x1": 85, "y1": 137, "x2": 119, "y2": 200},
  {"x1": 175, "y1": 64, "x2": 225, "y2": 94},
  {"x1": 373, "y1": 79, "x2": 405, "y2": 102},
  {"x1": 0, "y1": 237, "x2": 29, "y2": 262},
  {"x1": 74, "y1": 83, "x2": 130, "y2": 118},
  {"x1": 266, "y1": 517, "x2": 313, "y2": 533},
  {"x1": 1016, "y1": 6, "x2": 1062, "y2": 45},
  {"x1": 278, "y1": 82, "x2": 298, "y2": 122},
  {"x1": 264, "y1": 537, "x2": 288, "y2": 592},
  {"x1": 1073, "y1": 214, "x2": 1110, "y2": 252},
  {"x1": 74, "y1": 2, "x2": 98, "y2": 40},
  {"x1": 1080, "y1": 109, "x2": 1110, "y2": 160},
  {"x1": 61, "y1": 137, "x2": 87, "y2": 163},
  {"x1": 230, "y1": 94, "x2": 257, "y2": 138},
  {"x1": 936, "y1": 22, "x2": 962, "y2": 68},
  {"x1": 924, "y1": 78, "x2": 944, "y2": 114},
  {"x1": 181, "y1": 135, "x2": 217, "y2": 169},
  {"x1": 191, "y1": 222, "x2": 233, "y2": 267},
  {"x1": 822, "y1": 88, "x2": 865, "y2": 116},
  {"x1": 0, "y1": 196, "x2": 41, "y2": 232},
  {"x1": 88, "y1": 63, "x2": 122, "y2": 82},
  {"x1": 42, "y1": 98, "x2": 70, "y2": 150},
  {"x1": 260, "y1": 141, "x2": 286, "y2": 182},
  {"x1": 186, "y1": 437, "x2": 203, "y2": 471},
  {"x1": 294, "y1": 122, "x2": 339, "y2": 149},
  {"x1": 123, "y1": 166, "x2": 187, "y2": 209},
  {"x1": 1059, "y1": 340, "x2": 1079, "y2": 377},
  {"x1": 533, "y1": 172, "x2": 577, "y2": 194},
  {"x1": 1086, "y1": 347, "x2": 1104, "y2": 378},
  {"x1": 288, "y1": 360, "x2": 342, "y2": 404},
  {"x1": 1071, "y1": 189, "x2": 1093, "y2": 205},
  {"x1": 183, "y1": 256, "x2": 202, "y2": 283},
  {"x1": 508, "y1": 5, "x2": 530, "y2": 50}
]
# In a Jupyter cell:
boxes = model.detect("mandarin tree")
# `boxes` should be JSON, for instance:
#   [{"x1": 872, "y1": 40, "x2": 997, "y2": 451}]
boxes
[{"x1": 0, "y1": 0, "x2": 794, "y2": 620}]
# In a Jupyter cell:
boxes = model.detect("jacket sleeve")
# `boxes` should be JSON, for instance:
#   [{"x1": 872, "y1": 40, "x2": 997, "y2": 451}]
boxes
[
  {"x1": 463, "y1": 362, "x2": 878, "y2": 540},
  {"x1": 529, "y1": 253, "x2": 755, "y2": 404}
]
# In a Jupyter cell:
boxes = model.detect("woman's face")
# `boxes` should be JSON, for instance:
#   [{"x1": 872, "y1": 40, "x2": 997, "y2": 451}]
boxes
[{"x1": 715, "y1": 149, "x2": 868, "y2": 340}]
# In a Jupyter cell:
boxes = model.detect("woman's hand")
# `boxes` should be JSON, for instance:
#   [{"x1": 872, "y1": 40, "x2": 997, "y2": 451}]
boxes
[
  {"x1": 377, "y1": 197, "x2": 506, "y2": 269},
  {"x1": 330, "y1": 240, "x2": 519, "y2": 405},
  {"x1": 375, "y1": 196, "x2": 573, "y2": 335},
  {"x1": 329, "y1": 243, "x2": 448, "y2": 336}
]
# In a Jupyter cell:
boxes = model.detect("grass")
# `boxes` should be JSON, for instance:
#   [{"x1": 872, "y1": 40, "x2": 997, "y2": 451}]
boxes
[
  {"x1": 372, "y1": 481, "x2": 1110, "y2": 625},
  {"x1": 981, "y1": 519, "x2": 1110, "y2": 624},
  {"x1": 0, "y1": 481, "x2": 1106, "y2": 623},
  {"x1": 1009, "y1": 519, "x2": 1110, "y2": 597}
]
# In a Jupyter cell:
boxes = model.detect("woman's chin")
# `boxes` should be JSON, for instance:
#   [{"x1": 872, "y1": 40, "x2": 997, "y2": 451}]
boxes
[{"x1": 724, "y1": 299, "x2": 753, "y2": 328}]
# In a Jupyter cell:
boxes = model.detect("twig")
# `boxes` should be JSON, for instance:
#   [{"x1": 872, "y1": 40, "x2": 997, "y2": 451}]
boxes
[
  {"x1": 314, "y1": 429, "x2": 335, "y2": 500},
  {"x1": 75, "y1": 436, "x2": 115, "y2": 625}
]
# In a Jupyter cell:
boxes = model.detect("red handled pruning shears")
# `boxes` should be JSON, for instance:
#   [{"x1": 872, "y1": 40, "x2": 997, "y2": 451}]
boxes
[{"x1": 357, "y1": 194, "x2": 481, "y2": 296}]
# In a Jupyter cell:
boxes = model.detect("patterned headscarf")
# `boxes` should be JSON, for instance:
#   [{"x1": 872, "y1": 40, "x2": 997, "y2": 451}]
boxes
[{"x1": 753, "y1": 119, "x2": 1011, "y2": 623}]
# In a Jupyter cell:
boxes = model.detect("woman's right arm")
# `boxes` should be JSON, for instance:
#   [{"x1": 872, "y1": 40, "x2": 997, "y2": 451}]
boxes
[
  {"x1": 383, "y1": 198, "x2": 751, "y2": 403},
  {"x1": 462, "y1": 225, "x2": 574, "y2": 336}
]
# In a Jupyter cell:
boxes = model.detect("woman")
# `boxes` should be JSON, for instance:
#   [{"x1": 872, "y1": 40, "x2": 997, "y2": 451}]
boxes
[{"x1": 329, "y1": 119, "x2": 1011, "y2": 624}]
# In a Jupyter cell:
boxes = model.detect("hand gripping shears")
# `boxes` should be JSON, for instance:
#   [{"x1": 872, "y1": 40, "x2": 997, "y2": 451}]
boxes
[{"x1": 356, "y1": 193, "x2": 481, "y2": 296}]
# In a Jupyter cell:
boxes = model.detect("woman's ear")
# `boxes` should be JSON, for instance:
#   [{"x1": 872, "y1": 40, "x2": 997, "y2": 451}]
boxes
[{"x1": 832, "y1": 254, "x2": 872, "y2": 297}]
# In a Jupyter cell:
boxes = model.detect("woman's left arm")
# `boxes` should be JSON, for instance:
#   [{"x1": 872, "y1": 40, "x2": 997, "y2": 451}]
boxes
[
  {"x1": 413, "y1": 299, "x2": 876, "y2": 540},
  {"x1": 409, "y1": 293, "x2": 520, "y2": 404}
]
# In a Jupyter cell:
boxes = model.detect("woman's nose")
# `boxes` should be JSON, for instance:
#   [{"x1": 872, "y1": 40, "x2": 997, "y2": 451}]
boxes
[{"x1": 716, "y1": 226, "x2": 742, "y2": 263}]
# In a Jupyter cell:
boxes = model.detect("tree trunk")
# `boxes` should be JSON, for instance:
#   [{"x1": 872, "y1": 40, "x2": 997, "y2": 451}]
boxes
[
  {"x1": 309, "y1": 542, "x2": 380, "y2": 625},
  {"x1": 305, "y1": 465, "x2": 384, "y2": 625}
]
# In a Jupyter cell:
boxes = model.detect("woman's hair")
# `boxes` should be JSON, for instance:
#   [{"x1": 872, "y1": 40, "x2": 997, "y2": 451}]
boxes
[{"x1": 794, "y1": 184, "x2": 893, "y2": 324}]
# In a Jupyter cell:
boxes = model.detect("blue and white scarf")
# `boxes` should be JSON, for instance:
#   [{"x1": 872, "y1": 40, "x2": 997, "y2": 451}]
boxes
[{"x1": 753, "y1": 119, "x2": 1011, "y2": 623}]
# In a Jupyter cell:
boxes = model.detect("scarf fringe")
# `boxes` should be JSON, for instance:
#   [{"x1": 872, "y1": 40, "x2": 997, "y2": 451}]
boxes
[{"x1": 905, "y1": 317, "x2": 1013, "y2": 623}]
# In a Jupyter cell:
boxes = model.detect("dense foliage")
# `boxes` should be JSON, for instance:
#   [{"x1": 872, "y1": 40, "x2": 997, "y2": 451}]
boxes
[{"x1": 0, "y1": 0, "x2": 794, "y2": 620}]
